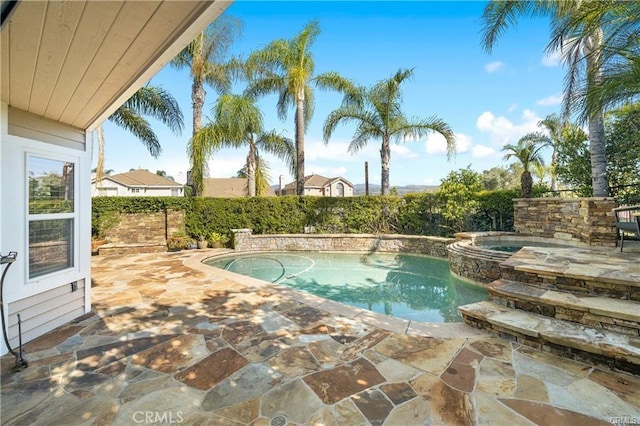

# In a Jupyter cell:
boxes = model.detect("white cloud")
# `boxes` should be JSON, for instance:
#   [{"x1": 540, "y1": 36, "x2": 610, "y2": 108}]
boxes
[
  {"x1": 391, "y1": 144, "x2": 419, "y2": 158},
  {"x1": 485, "y1": 61, "x2": 505, "y2": 73},
  {"x1": 472, "y1": 145, "x2": 499, "y2": 159},
  {"x1": 508, "y1": 103, "x2": 518, "y2": 113},
  {"x1": 425, "y1": 132, "x2": 470, "y2": 155},
  {"x1": 306, "y1": 137, "x2": 379, "y2": 163},
  {"x1": 476, "y1": 110, "x2": 542, "y2": 146},
  {"x1": 207, "y1": 154, "x2": 246, "y2": 178},
  {"x1": 542, "y1": 48, "x2": 562, "y2": 67},
  {"x1": 536, "y1": 94, "x2": 562, "y2": 106}
]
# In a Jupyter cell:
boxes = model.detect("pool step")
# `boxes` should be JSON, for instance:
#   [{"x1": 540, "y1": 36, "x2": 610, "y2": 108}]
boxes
[
  {"x1": 459, "y1": 300, "x2": 640, "y2": 375},
  {"x1": 487, "y1": 279, "x2": 640, "y2": 336}
]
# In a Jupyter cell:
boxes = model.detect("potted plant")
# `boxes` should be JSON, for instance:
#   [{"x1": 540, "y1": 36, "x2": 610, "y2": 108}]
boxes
[
  {"x1": 91, "y1": 210, "x2": 119, "y2": 252},
  {"x1": 208, "y1": 231, "x2": 228, "y2": 248},
  {"x1": 197, "y1": 236, "x2": 208, "y2": 249},
  {"x1": 167, "y1": 231, "x2": 195, "y2": 252}
]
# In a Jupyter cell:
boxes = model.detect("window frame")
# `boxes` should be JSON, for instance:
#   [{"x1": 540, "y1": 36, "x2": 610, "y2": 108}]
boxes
[{"x1": 26, "y1": 153, "x2": 79, "y2": 282}]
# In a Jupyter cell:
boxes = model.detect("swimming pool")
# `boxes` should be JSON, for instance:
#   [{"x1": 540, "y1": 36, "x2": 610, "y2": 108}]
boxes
[{"x1": 205, "y1": 252, "x2": 488, "y2": 323}]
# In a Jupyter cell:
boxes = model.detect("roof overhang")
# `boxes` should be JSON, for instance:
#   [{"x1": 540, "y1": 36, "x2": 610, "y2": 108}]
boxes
[{"x1": 1, "y1": 0, "x2": 231, "y2": 131}]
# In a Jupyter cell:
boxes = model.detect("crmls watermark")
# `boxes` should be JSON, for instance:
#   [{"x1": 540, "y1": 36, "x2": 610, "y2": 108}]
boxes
[
  {"x1": 133, "y1": 411, "x2": 184, "y2": 424},
  {"x1": 611, "y1": 417, "x2": 640, "y2": 425}
]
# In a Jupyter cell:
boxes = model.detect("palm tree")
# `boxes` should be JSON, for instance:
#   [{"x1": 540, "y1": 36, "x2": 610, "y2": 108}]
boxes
[
  {"x1": 555, "y1": 1, "x2": 640, "y2": 118},
  {"x1": 502, "y1": 133, "x2": 549, "y2": 198},
  {"x1": 245, "y1": 21, "x2": 357, "y2": 195},
  {"x1": 537, "y1": 113, "x2": 563, "y2": 191},
  {"x1": 171, "y1": 15, "x2": 243, "y2": 194},
  {"x1": 323, "y1": 68, "x2": 455, "y2": 195},
  {"x1": 481, "y1": 1, "x2": 609, "y2": 196},
  {"x1": 95, "y1": 85, "x2": 184, "y2": 187},
  {"x1": 236, "y1": 157, "x2": 273, "y2": 197},
  {"x1": 190, "y1": 94, "x2": 295, "y2": 196}
]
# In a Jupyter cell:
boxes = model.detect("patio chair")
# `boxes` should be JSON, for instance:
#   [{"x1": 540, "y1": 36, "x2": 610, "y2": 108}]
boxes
[{"x1": 613, "y1": 205, "x2": 640, "y2": 251}]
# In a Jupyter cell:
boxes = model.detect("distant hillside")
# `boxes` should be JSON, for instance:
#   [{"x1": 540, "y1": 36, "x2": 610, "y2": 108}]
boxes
[
  {"x1": 353, "y1": 183, "x2": 438, "y2": 196},
  {"x1": 270, "y1": 183, "x2": 439, "y2": 195}
]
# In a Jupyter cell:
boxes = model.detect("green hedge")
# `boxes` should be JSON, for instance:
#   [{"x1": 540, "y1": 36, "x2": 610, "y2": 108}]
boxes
[{"x1": 92, "y1": 190, "x2": 524, "y2": 240}]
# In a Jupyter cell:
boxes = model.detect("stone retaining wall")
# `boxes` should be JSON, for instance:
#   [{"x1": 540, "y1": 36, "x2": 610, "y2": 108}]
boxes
[
  {"x1": 97, "y1": 209, "x2": 185, "y2": 254},
  {"x1": 447, "y1": 241, "x2": 510, "y2": 284},
  {"x1": 513, "y1": 197, "x2": 617, "y2": 246},
  {"x1": 231, "y1": 229, "x2": 454, "y2": 258}
]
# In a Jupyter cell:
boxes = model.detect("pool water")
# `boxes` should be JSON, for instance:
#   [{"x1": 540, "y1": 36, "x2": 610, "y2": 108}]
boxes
[{"x1": 205, "y1": 252, "x2": 487, "y2": 323}]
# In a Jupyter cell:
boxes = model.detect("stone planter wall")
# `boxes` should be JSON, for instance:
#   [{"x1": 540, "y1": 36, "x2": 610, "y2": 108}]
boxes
[
  {"x1": 231, "y1": 229, "x2": 454, "y2": 258},
  {"x1": 513, "y1": 197, "x2": 617, "y2": 246}
]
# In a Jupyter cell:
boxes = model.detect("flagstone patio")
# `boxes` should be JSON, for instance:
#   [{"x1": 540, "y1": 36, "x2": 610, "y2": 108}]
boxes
[{"x1": 2, "y1": 250, "x2": 639, "y2": 425}]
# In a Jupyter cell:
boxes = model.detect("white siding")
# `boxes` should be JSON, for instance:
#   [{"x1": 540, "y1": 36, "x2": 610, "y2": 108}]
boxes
[
  {"x1": 7, "y1": 279, "x2": 86, "y2": 348},
  {"x1": 7, "y1": 107, "x2": 86, "y2": 150},
  {"x1": 1, "y1": 104, "x2": 91, "y2": 355}
]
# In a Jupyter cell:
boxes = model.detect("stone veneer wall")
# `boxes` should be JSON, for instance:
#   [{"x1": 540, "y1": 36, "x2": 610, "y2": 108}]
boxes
[
  {"x1": 98, "y1": 209, "x2": 185, "y2": 254},
  {"x1": 231, "y1": 229, "x2": 455, "y2": 258},
  {"x1": 447, "y1": 241, "x2": 510, "y2": 284},
  {"x1": 513, "y1": 197, "x2": 617, "y2": 246}
]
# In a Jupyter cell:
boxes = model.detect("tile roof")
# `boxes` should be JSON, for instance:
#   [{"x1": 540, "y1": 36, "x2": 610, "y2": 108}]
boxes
[
  {"x1": 281, "y1": 174, "x2": 353, "y2": 191},
  {"x1": 105, "y1": 169, "x2": 182, "y2": 187},
  {"x1": 202, "y1": 178, "x2": 276, "y2": 197}
]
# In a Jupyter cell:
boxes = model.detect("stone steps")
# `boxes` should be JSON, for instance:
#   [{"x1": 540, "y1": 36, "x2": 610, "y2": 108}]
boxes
[
  {"x1": 488, "y1": 279, "x2": 640, "y2": 337},
  {"x1": 499, "y1": 247, "x2": 640, "y2": 300},
  {"x1": 459, "y1": 300, "x2": 640, "y2": 375}
]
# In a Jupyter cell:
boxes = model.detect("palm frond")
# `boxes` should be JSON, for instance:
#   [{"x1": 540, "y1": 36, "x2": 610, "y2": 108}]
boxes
[
  {"x1": 122, "y1": 85, "x2": 184, "y2": 135},
  {"x1": 257, "y1": 130, "x2": 296, "y2": 175},
  {"x1": 108, "y1": 107, "x2": 161, "y2": 157},
  {"x1": 396, "y1": 115, "x2": 457, "y2": 159},
  {"x1": 481, "y1": 0, "x2": 552, "y2": 53}
]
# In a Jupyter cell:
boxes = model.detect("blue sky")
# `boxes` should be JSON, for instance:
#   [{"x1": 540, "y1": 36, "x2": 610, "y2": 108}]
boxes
[{"x1": 97, "y1": 1, "x2": 565, "y2": 186}]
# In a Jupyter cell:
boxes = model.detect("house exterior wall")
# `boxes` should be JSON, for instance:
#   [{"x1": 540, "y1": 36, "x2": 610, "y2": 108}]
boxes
[
  {"x1": 1, "y1": 105, "x2": 92, "y2": 355},
  {"x1": 304, "y1": 187, "x2": 325, "y2": 196},
  {"x1": 91, "y1": 180, "x2": 182, "y2": 197},
  {"x1": 326, "y1": 180, "x2": 354, "y2": 197}
]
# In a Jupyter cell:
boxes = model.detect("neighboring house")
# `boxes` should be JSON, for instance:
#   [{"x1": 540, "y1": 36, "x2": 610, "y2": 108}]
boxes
[
  {"x1": 202, "y1": 178, "x2": 276, "y2": 197},
  {"x1": 92, "y1": 169, "x2": 183, "y2": 197},
  {"x1": 277, "y1": 174, "x2": 354, "y2": 197},
  {"x1": 0, "y1": 0, "x2": 228, "y2": 356}
]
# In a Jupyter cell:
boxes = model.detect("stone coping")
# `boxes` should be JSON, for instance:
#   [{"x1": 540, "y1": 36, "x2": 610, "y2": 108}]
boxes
[
  {"x1": 241, "y1": 232, "x2": 453, "y2": 242},
  {"x1": 185, "y1": 250, "x2": 487, "y2": 339},
  {"x1": 454, "y1": 231, "x2": 587, "y2": 248}
]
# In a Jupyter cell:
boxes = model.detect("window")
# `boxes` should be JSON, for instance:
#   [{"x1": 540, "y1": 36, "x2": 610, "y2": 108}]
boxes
[
  {"x1": 336, "y1": 182, "x2": 345, "y2": 197},
  {"x1": 131, "y1": 188, "x2": 140, "y2": 193},
  {"x1": 28, "y1": 156, "x2": 75, "y2": 279}
]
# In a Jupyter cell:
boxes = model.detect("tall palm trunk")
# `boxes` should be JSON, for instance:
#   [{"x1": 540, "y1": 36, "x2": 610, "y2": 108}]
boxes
[
  {"x1": 380, "y1": 136, "x2": 391, "y2": 195},
  {"x1": 521, "y1": 170, "x2": 533, "y2": 198},
  {"x1": 586, "y1": 28, "x2": 609, "y2": 197},
  {"x1": 96, "y1": 126, "x2": 105, "y2": 191},
  {"x1": 550, "y1": 148, "x2": 558, "y2": 191},
  {"x1": 192, "y1": 80, "x2": 205, "y2": 137},
  {"x1": 295, "y1": 95, "x2": 305, "y2": 195},
  {"x1": 247, "y1": 142, "x2": 257, "y2": 197}
]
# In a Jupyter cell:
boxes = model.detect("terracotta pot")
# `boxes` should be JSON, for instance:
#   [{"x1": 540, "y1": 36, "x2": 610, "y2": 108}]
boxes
[{"x1": 91, "y1": 239, "x2": 106, "y2": 251}]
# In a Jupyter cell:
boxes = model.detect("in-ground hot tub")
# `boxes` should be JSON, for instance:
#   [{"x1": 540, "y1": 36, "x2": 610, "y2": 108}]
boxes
[{"x1": 447, "y1": 232, "x2": 580, "y2": 285}]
